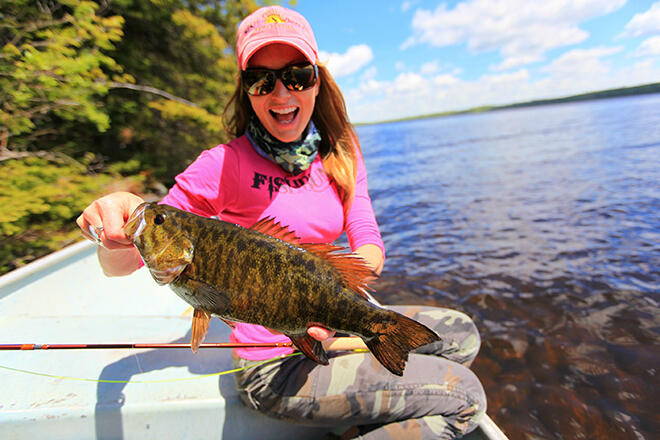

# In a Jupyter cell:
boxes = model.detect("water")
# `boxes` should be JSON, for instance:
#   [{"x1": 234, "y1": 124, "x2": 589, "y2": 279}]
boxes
[{"x1": 356, "y1": 94, "x2": 660, "y2": 440}]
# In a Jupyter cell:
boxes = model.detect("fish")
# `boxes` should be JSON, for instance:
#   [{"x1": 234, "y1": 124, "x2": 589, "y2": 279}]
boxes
[{"x1": 123, "y1": 202, "x2": 440, "y2": 376}]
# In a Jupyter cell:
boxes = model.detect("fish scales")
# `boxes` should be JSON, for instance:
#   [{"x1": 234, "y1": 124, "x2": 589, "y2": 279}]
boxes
[
  {"x1": 124, "y1": 202, "x2": 441, "y2": 376},
  {"x1": 157, "y1": 210, "x2": 373, "y2": 329},
  {"x1": 191, "y1": 226, "x2": 318, "y2": 330},
  {"x1": 227, "y1": 236, "x2": 383, "y2": 331}
]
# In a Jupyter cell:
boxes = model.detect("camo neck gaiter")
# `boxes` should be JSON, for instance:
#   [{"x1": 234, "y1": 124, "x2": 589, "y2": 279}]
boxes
[{"x1": 246, "y1": 115, "x2": 320, "y2": 176}]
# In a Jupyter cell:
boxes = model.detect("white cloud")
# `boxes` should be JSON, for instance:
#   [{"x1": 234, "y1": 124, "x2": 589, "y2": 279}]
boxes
[
  {"x1": 541, "y1": 46, "x2": 623, "y2": 77},
  {"x1": 620, "y1": 1, "x2": 660, "y2": 38},
  {"x1": 318, "y1": 44, "x2": 374, "y2": 78},
  {"x1": 343, "y1": 44, "x2": 660, "y2": 123},
  {"x1": 481, "y1": 69, "x2": 530, "y2": 84},
  {"x1": 395, "y1": 61, "x2": 406, "y2": 71},
  {"x1": 420, "y1": 60, "x2": 439, "y2": 74},
  {"x1": 491, "y1": 55, "x2": 543, "y2": 71},
  {"x1": 361, "y1": 66, "x2": 378, "y2": 81},
  {"x1": 393, "y1": 72, "x2": 427, "y2": 93},
  {"x1": 451, "y1": 67, "x2": 464, "y2": 76},
  {"x1": 635, "y1": 36, "x2": 660, "y2": 56},
  {"x1": 402, "y1": 0, "x2": 626, "y2": 69},
  {"x1": 433, "y1": 74, "x2": 460, "y2": 87}
]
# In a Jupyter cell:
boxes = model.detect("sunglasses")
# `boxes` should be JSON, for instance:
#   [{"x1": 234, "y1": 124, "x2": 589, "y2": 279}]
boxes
[{"x1": 241, "y1": 63, "x2": 318, "y2": 96}]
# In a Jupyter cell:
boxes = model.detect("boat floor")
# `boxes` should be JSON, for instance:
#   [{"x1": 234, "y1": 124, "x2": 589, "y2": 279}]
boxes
[{"x1": 0, "y1": 241, "x2": 504, "y2": 439}]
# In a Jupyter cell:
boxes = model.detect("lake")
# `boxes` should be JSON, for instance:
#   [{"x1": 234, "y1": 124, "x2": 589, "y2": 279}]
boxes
[{"x1": 356, "y1": 94, "x2": 660, "y2": 439}]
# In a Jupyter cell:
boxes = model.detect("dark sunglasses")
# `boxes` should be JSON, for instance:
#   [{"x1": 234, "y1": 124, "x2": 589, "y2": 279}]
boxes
[{"x1": 241, "y1": 63, "x2": 318, "y2": 96}]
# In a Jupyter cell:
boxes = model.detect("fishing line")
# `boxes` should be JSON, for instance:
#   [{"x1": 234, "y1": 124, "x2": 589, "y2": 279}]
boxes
[
  {"x1": 0, "y1": 352, "x2": 302, "y2": 384},
  {"x1": 133, "y1": 353, "x2": 144, "y2": 375}
]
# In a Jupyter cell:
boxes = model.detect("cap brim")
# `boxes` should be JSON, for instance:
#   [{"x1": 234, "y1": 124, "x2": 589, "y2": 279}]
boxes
[{"x1": 240, "y1": 36, "x2": 317, "y2": 70}]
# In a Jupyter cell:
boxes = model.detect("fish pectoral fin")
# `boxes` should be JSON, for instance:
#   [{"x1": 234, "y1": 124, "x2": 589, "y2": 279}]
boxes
[
  {"x1": 191, "y1": 308, "x2": 211, "y2": 353},
  {"x1": 287, "y1": 333, "x2": 329, "y2": 366},
  {"x1": 182, "y1": 278, "x2": 230, "y2": 315}
]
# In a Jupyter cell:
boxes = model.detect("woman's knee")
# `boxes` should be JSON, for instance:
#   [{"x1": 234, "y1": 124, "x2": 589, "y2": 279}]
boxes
[
  {"x1": 390, "y1": 306, "x2": 481, "y2": 365},
  {"x1": 358, "y1": 360, "x2": 487, "y2": 439},
  {"x1": 427, "y1": 309, "x2": 481, "y2": 366}
]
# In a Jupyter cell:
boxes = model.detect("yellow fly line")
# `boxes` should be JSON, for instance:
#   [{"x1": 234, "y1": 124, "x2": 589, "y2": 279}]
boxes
[
  {"x1": 0, "y1": 348, "x2": 370, "y2": 384},
  {"x1": 0, "y1": 352, "x2": 302, "y2": 384}
]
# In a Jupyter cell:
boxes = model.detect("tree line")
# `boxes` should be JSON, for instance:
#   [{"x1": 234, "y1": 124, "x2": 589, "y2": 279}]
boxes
[{"x1": 0, "y1": 0, "x2": 266, "y2": 273}]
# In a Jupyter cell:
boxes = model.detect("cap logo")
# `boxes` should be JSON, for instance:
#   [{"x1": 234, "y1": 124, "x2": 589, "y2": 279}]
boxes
[{"x1": 265, "y1": 14, "x2": 286, "y2": 24}]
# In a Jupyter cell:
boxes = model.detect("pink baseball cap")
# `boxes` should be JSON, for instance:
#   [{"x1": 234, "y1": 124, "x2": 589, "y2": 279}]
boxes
[{"x1": 236, "y1": 6, "x2": 318, "y2": 71}]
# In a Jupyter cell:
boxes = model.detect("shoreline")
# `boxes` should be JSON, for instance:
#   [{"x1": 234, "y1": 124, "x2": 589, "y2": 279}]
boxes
[{"x1": 356, "y1": 81, "x2": 660, "y2": 126}]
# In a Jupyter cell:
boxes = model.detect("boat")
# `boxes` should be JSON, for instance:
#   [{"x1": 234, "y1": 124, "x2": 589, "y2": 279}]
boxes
[{"x1": 0, "y1": 241, "x2": 507, "y2": 439}]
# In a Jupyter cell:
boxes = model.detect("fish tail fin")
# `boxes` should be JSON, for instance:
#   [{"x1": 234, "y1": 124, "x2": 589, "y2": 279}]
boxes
[
  {"x1": 288, "y1": 333, "x2": 329, "y2": 366},
  {"x1": 364, "y1": 313, "x2": 440, "y2": 376}
]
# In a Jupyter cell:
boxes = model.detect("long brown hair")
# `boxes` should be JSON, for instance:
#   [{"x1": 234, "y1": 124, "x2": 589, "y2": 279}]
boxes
[{"x1": 222, "y1": 64, "x2": 361, "y2": 212}]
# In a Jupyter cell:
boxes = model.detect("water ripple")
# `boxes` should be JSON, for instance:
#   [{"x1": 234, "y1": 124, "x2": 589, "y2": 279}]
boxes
[{"x1": 358, "y1": 94, "x2": 660, "y2": 440}]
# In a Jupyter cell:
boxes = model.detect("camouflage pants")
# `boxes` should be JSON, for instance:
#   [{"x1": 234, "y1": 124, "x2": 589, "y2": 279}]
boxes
[{"x1": 233, "y1": 306, "x2": 486, "y2": 439}]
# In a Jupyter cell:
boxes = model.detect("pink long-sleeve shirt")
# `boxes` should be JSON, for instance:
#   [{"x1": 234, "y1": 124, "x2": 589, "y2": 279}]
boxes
[{"x1": 160, "y1": 134, "x2": 384, "y2": 360}]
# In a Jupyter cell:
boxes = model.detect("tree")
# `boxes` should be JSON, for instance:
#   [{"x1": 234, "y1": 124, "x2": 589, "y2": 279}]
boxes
[
  {"x1": 1, "y1": 0, "x2": 263, "y2": 181},
  {"x1": 0, "y1": 155, "x2": 144, "y2": 273},
  {"x1": 0, "y1": 0, "x2": 128, "y2": 153},
  {"x1": 97, "y1": 0, "x2": 260, "y2": 183},
  {"x1": 0, "y1": 0, "x2": 264, "y2": 273}
]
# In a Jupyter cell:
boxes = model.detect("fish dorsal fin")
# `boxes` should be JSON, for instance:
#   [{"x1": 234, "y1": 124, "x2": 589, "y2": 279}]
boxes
[
  {"x1": 251, "y1": 218, "x2": 377, "y2": 300},
  {"x1": 250, "y1": 217, "x2": 301, "y2": 245},
  {"x1": 300, "y1": 243, "x2": 377, "y2": 300}
]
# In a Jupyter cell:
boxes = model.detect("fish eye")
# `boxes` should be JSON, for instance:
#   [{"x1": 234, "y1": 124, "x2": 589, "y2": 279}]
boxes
[{"x1": 154, "y1": 214, "x2": 165, "y2": 225}]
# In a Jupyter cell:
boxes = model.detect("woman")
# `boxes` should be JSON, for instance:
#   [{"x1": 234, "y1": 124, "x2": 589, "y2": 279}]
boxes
[{"x1": 77, "y1": 6, "x2": 486, "y2": 439}]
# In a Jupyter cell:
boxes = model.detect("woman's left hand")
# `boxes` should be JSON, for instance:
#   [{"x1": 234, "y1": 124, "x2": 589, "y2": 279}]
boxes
[
  {"x1": 308, "y1": 326, "x2": 368, "y2": 351},
  {"x1": 307, "y1": 326, "x2": 334, "y2": 341}
]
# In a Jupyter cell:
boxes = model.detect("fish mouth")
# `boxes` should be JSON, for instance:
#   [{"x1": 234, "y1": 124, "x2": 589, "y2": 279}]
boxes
[{"x1": 123, "y1": 202, "x2": 148, "y2": 242}]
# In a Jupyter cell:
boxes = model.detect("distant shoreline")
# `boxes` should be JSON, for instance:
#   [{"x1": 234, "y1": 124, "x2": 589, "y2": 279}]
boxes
[{"x1": 357, "y1": 82, "x2": 660, "y2": 126}]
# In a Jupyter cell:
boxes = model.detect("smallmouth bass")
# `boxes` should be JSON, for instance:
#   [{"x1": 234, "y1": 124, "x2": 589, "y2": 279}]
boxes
[{"x1": 123, "y1": 202, "x2": 440, "y2": 376}]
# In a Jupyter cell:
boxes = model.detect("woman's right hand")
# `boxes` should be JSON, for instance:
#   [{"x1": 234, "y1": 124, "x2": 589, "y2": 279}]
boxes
[
  {"x1": 77, "y1": 192, "x2": 145, "y2": 276},
  {"x1": 77, "y1": 192, "x2": 145, "y2": 250}
]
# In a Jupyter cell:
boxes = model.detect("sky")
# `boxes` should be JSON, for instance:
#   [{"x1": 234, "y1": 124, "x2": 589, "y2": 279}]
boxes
[{"x1": 291, "y1": 0, "x2": 660, "y2": 123}]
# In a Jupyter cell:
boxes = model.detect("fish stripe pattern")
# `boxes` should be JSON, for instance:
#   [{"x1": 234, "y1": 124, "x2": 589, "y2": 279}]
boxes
[{"x1": 124, "y1": 202, "x2": 440, "y2": 375}]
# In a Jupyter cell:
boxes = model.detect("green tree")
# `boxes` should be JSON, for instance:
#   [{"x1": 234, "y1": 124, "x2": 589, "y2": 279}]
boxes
[
  {"x1": 97, "y1": 0, "x2": 259, "y2": 183},
  {"x1": 0, "y1": 155, "x2": 145, "y2": 273},
  {"x1": 0, "y1": 0, "x2": 263, "y2": 274},
  {"x1": 1, "y1": 0, "x2": 262, "y2": 179},
  {"x1": 0, "y1": 0, "x2": 128, "y2": 152},
  {"x1": 0, "y1": 0, "x2": 139, "y2": 273}
]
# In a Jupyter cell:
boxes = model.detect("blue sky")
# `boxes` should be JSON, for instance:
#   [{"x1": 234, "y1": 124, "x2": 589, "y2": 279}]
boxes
[{"x1": 291, "y1": 0, "x2": 660, "y2": 123}]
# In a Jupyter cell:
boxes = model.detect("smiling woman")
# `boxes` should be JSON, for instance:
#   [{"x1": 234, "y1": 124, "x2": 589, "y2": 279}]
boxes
[
  {"x1": 76, "y1": 5, "x2": 488, "y2": 439},
  {"x1": 244, "y1": 45, "x2": 319, "y2": 142}
]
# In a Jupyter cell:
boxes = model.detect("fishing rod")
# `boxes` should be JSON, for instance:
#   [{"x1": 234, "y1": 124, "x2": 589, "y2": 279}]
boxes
[
  {"x1": 1, "y1": 337, "x2": 367, "y2": 352},
  {"x1": 0, "y1": 342, "x2": 293, "y2": 351}
]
